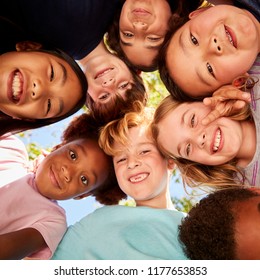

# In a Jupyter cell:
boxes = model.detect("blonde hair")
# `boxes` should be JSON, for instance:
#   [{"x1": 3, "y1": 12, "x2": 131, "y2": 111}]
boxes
[
  {"x1": 99, "y1": 101, "x2": 154, "y2": 156},
  {"x1": 151, "y1": 94, "x2": 252, "y2": 190}
]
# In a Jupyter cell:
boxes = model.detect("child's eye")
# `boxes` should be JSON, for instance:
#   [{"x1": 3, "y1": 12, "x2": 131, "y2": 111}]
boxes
[
  {"x1": 186, "y1": 143, "x2": 191, "y2": 157},
  {"x1": 80, "y1": 175, "x2": 88, "y2": 186},
  {"x1": 118, "y1": 82, "x2": 129, "y2": 90},
  {"x1": 140, "y1": 150, "x2": 150, "y2": 155},
  {"x1": 191, "y1": 114, "x2": 195, "y2": 127},
  {"x1": 206, "y1": 62, "x2": 215, "y2": 77},
  {"x1": 147, "y1": 36, "x2": 161, "y2": 41},
  {"x1": 117, "y1": 157, "x2": 126, "y2": 164},
  {"x1": 123, "y1": 32, "x2": 133, "y2": 38},
  {"x1": 99, "y1": 93, "x2": 110, "y2": 101},
  {"x1": 190, "y1": 33, "x2": 198, "y2": 45},
  {"x1": 50, "y1": 65, "x2": 54, "y2": 81},
  {"x1": 69, "y1": 150, "x2": 77, "y2": 160}
]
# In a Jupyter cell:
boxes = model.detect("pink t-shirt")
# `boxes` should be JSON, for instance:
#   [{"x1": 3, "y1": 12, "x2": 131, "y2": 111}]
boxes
[
  {"x1": 0, "y1": 134, "x2": 29, "y2": 186},
  {"x1": 0, "y1": 135, "x2": 67, "y2": 259}
]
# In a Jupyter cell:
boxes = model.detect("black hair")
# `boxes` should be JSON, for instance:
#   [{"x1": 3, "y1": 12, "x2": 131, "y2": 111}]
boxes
[{"x1": 0, "y1": 18, "x2": 88, "y2": 136}]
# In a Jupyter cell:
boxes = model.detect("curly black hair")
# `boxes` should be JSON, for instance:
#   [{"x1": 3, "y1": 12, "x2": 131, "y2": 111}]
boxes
[{"x1": 179, "y1": 188, "x2": 260, "y2": 259}]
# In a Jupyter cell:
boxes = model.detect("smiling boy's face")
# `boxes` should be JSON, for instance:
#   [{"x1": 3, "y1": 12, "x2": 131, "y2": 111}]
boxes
[
  {"x1": 35, "y1": 138, "x2": 110, "y2": 200},
  {"x1": 112, "y1": 125, "x2": 171, "y2": 203},
  {"x1": 166, "y1": 5, "x2": 260, "y2": 97}
]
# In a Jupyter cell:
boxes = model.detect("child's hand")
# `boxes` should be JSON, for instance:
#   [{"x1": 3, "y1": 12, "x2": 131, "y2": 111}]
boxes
[{"x1": 201, "y1": 85, "x2": 251, "y2": 126}]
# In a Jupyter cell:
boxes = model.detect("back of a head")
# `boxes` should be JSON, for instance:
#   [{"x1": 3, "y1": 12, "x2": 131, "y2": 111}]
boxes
[{"x1": 178, "y1": 188, "x2": 259, "y2": 259}]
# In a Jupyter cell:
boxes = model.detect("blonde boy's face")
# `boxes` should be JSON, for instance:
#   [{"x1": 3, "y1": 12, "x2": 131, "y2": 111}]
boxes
[
  {"x1": 166, "y1": 5, "x2": 260, "y2": 97},
  {"x1": 35, "y1": 138, "x2": 109, "y2": 200},
  {"x1": 157, "y1": 102, "x2": 244, "y2": 166},
  {"x1": 113, "y1": 125, "x2": 170, "y2": 203}
]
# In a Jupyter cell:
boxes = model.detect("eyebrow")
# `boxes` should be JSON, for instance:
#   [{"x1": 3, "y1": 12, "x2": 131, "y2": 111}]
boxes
[{"x1": 120, "y1": 39, "x2": 161, "y2": 50}]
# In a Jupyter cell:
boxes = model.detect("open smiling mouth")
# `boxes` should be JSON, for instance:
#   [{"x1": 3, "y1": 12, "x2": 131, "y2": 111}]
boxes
[
  {"x1": 11, "y1": 70, "x2": 23, "y2": 103},
  {"x1": 213, "y1": 129, "x2": 222, "y2": 153},
  {"x1": 95, "y1": 68, "x2": 114, "y2": 79},
  {"x1": 129, "y1": 173, "x2": 149, "y2": 183},
  {"x1": 224, "y1": 26, "x2": 237, "y2": 48}
]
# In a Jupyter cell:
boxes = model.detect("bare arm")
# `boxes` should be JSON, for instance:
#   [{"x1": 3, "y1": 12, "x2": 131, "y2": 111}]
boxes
[{"x1": 0, "y1": 228, "x2": 46, "y2": 260}]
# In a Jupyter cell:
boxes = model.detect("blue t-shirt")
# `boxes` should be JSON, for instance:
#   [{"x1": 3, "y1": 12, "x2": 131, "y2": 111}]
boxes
[
  {"x1": 0, "y1": 0, "x2": 121, "y2": 59},
  {"x1": 52, "y1": 205, "x2": 188, "y2": 260}
]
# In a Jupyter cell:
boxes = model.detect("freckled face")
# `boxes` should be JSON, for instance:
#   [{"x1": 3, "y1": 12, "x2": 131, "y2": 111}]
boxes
[
  {"x1": 113, "y1": 125, "x2": 169, "y2": 202},
  {"x1": 35, "y1": 138, "x2": 110, "y2": 200}
]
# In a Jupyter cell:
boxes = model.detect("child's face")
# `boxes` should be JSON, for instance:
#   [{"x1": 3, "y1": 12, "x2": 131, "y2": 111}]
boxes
[
  {"x1": 0, "y1": 51, "x2": 82, "y2": 119},
  {"x1": 119, "y1": 0, "x2": 172, "y2": 68},
  {"x1": 166, "y1": 5, "x2": 260, "y2": 96},
  {"x1": 157, "y1": 102, "x2": 244, "y2": 166},
  {"x1": 35, "y1": 138, "x2": 110, "y2": 200},
  {"x1": 235, "y1": 192, "x2": 260, "y2": 259},
  {"x1": 113, "y1": 125, "x2": 170, "y2": 202},
  {"x1": 85, "y1": 53, "x2": 133, "y2": 105}
]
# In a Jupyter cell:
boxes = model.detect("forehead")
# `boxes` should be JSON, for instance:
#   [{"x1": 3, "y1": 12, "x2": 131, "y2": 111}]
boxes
[{"x1": 113, "y1": 125, "x2": 153, "y2": 150}]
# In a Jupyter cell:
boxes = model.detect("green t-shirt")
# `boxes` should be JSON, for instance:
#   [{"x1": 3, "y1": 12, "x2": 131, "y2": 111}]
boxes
[{"x1": 52, "y1": 205, "x2": 188, "y2": 260}]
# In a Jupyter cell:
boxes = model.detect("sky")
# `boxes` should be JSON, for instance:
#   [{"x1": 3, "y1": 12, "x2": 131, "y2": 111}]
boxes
[{"x1": 19, "y1": 110, "x2": 199, "y2": 226}]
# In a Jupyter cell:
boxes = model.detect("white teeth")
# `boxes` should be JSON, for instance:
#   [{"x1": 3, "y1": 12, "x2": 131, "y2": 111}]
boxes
[
  {"x1": 129, "y1": 173, "x2": 148, "y2": 183},
  {"x1": 12, "y1": 72, "x2": 22, "y2": 100},
  {"x1": 225, "y1": 29, "x2": 234, "y2": 46},
  {"x1": 213, "y1": 129, "x2": 221, "y2": 152},
  {"x1": 97, "y1": 68, "x2": 113, "y2": 78}
]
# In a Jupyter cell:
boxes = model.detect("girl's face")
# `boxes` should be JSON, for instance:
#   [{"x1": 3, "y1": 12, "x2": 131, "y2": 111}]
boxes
[
  {"x1": 157, "y1": 102, "x2": 244, "y2": 166},
  {"x1": 166, "y1": 5, "x2": 260, "y2": 97},
  {"x1": 119, "y1": 0, "x2": 172, "y2": 68},
  {"x1": 85, "y1": 54, "x2": 133, "y2": 105},
  {"x1": 0, "y1": 51, "x2": 82, "y2": 119},
  {"x1": 35, "y1": 138, "x2": 110, "y2": 200},
  {"x1": 113, "y1": 125, "x2": 170, "y2": 203}
]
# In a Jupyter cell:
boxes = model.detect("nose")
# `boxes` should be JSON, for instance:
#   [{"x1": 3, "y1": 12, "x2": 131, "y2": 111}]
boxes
[
  {"x1": 196, "y1": 132, "x2": 206, "y2": 149},
  {"x1": 31, "y1": 79, "x2": 44, "y2": 99},
  {"x1": 210, "y1": 36, "x2": 222, "y2": 54},
  {"x1": 102, "y1": 77, "x2": 115, "y2": 88},
  {"x1": 133, "y1": 21, "x2": 148, "y2": 30},
  {"x1": 127, "y1": 156, "x2": 141, "y2": 170},
  {"x1": 61, "y1": 165, "x2": 71, "y2": 182}
]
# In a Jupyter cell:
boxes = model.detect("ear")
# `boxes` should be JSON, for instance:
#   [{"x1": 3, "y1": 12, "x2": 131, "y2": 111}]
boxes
[
  {"x1": 189, "y1": 7, "x2": 211, "y2": 19},
  {"x1": 16, "y1": 41, "x2": 43, "y2": 52},
  {"x1": 167, "y1": 158, "x2": 176, "y2": 171},
  {"x1": 73, "y1": 192, "x2": 91, "y2": 200}
]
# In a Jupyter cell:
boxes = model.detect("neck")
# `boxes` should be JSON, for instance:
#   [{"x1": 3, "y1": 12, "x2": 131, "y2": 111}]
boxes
[
  {"x1": 136, "y1": 185, "x2": 174, "y2": 209},
  {"x1": 236, "y1": 120, "x2": 256, "y2": 167}
]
